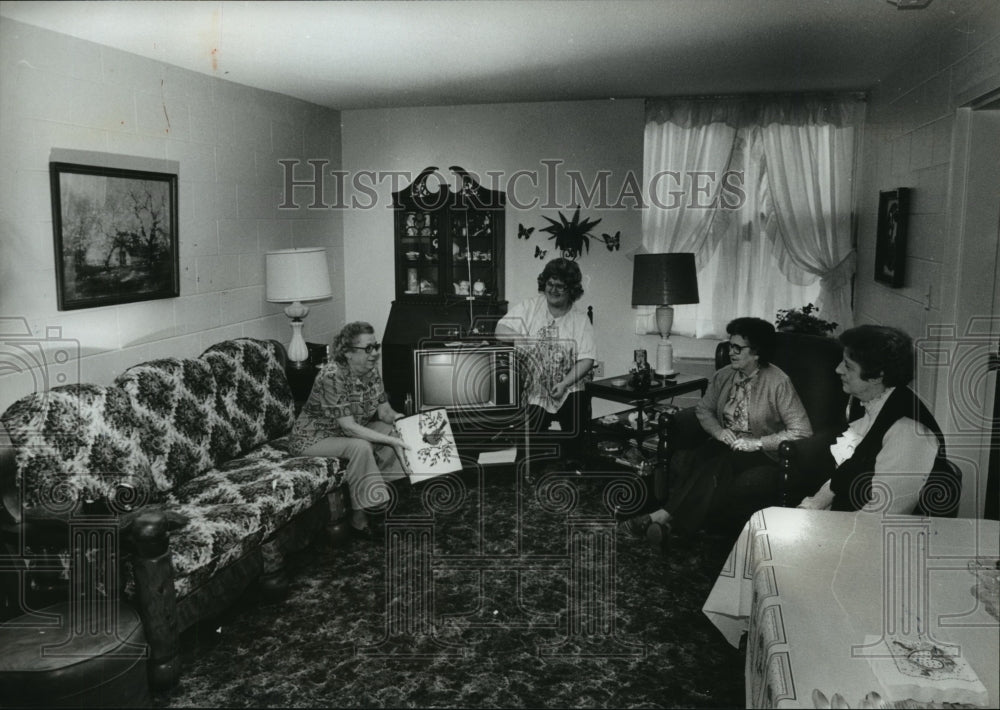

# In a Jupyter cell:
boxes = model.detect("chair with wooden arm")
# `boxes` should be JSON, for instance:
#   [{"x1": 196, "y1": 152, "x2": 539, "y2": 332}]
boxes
[{"x1": 659, "y1": 331, "x2": 848, "y2": 507}]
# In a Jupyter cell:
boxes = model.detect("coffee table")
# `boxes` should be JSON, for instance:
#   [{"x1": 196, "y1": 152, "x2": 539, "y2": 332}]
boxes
[{"x1": 584, "y1": 373, "x2": 709, "y2": 471}]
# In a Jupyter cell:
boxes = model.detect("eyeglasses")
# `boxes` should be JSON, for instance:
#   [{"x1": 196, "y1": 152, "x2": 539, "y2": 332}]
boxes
[
  {"x1": 348, "y1": 343, "x2": 382, "y2": 355},
  {"x1": 728, "y1": 342, "x2": 750, "y2": 354},
  {"x1": 545, "y1": 280, "x2": 567, "y2": 294}
]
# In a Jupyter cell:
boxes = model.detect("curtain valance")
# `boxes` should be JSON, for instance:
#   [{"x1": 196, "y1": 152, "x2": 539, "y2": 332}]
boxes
[{"x1": 646, "y1": 94, "x2": 865, "y2": 129}]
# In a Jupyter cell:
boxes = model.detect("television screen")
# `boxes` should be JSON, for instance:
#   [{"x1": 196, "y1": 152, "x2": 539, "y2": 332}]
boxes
[{"x1": 414, "y1": 345, "x2": 518, "y2": 414}]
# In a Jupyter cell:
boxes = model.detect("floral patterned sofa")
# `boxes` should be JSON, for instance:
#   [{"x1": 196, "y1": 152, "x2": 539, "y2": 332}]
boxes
[{"x1": 0, "y1": 338, "x2": 345, "y2": 688}]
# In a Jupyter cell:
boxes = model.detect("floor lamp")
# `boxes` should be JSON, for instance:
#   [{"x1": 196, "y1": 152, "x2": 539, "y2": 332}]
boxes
[
  {"x1": 265, "y1": 247, "x2": 333, "y2": 368},
  {"x1": 631, "y1": 253, "x2": 700, "y2": 376}
]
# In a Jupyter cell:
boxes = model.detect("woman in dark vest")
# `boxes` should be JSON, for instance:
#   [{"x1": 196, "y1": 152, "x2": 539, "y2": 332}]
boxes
[{"x1": 798, "y1": 325, "x2": 947, "y2": 514}]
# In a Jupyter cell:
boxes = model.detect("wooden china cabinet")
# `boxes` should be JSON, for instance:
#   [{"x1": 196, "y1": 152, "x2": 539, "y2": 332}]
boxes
[
  {"x1": 382, "y1": 166, "x2": 508, "y2": 412},
  {"x1": 393, "y1": 165, "x2": 505, "y2": 303}
]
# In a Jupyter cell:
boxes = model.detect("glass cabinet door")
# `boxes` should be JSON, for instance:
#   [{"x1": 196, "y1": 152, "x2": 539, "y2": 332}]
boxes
[
  {"x1": 394, "y1": 166, "x2": 504, "y2": 304},
  {"x1": 399, "y1": 209, "x2": 442, "y2": 297}
]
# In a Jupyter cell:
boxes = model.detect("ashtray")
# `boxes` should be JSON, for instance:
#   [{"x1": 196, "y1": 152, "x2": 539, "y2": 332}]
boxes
[
  {"x1": 597, "y1": 440, "x2": 622, "y2": 455},
  {"x1": 611, "y1": 378, "x2": 627, "y2": 387}
]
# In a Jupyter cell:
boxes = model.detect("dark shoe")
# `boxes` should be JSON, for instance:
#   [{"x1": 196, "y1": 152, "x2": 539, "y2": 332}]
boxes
[
  {"x1": 645, "y1": 520, "x2": 671, "y2": 553},
  {"x1": 564, "y1": 458, "x2": 586, "y2": 475},
  {"x1": 352, "y1": 524, "x2": 388, "y2": 544},
  {"x1": 361, "y1": 510, "x2": 388, "y2": 542},
  {"x1": 618, "y1": 513, "x2": 652, "y2": 539}
]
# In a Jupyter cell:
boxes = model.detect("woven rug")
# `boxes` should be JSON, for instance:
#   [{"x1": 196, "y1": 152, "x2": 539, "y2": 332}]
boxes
[{"x1": 151, "y1": 465, "x2": 745, "y2": 708}]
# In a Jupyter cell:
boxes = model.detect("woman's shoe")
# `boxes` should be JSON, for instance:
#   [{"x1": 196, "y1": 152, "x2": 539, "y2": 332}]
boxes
[
  {"x1": 351, "y1": 515, "x2": 386, "y2": 544},
  {"x1": 645, "y1": 520, "x2": 672, "y2": 553},
  {"x1": 350, "y1": 524, "x2": 377, "y2": 542},
  {"x1": 618, "y1": 513, "x2": 652, "y2": 539}
]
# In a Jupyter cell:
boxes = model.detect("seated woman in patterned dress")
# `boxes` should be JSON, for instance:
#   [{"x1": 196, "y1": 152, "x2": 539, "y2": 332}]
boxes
[{"x1": 288, "y1": 321, "x2": 410, "y2": 539}]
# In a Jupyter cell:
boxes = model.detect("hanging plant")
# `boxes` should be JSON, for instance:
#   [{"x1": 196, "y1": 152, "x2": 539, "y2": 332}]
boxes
[{"x1": 538, "y1": 207, "x2": 603, "y2": 260}]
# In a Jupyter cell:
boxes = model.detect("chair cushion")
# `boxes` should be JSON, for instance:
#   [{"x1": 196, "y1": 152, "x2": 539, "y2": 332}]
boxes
[
  {"x1": 771, "y1": 332, "x2": 847, "y2": 433},
  {"x1": 114, "y1": 358, "x2": 230, "y2": 494},
  {"x1": 200, "y1": 339, "x2": 296, "y2": 456},
  {"x1": 0, "y1": 385, "x2": 155, "y2": 512}
]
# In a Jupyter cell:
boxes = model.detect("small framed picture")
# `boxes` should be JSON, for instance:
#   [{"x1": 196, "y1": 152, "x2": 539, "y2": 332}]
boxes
[
  {"x1": 873, "y1": 188, "x2": 909, "y2": 288},
  {"x1": 50, "y1": 161, "x2": 179, "y2": 310}
]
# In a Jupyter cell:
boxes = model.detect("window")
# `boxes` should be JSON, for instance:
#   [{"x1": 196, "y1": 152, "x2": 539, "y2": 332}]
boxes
[{"x1": 640, "y1": 97, "x2": 861, "y2": 338}]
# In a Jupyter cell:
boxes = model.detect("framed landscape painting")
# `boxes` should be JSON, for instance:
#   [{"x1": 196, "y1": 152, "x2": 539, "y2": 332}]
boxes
[
  {"x1": 50, "y1": 161, "x2": 179, "y2": 310},
  {"x1": 873, "y1": 187, "x2": 909, "y2": 288}
]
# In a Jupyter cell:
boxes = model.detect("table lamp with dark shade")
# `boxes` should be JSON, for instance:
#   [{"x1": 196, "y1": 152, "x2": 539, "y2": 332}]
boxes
[
  {"x1": 631, "y1": 253, "x2": 700, "y2": 376},
  {"x1": 266, "y1": 247, "x2": 333, "y2": 368}
]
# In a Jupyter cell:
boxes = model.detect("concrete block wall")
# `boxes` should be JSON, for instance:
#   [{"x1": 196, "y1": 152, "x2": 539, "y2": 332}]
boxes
[
  {"x1": 853, "y1": 1, "x2": 1000, "y2": 517},
  {"x1": 854, "y1": 1, "x2": 1000, "y2": 404},
  {"x1": 0, "y1": 18, "x2": 345, "y2": 413}
]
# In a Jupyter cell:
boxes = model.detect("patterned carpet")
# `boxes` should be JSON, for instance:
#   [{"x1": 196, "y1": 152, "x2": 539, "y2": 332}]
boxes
[{"x1": 150, "y1": 463, "x2": 744, "y2": 709}]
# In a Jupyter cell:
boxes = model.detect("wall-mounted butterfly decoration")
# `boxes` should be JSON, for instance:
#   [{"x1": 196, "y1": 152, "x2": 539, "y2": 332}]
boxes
[{"x1": 522, "y1": 210, "x2": 623, "y2": 260}]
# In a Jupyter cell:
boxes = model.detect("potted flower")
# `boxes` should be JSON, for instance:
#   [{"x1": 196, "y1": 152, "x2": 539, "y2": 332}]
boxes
[{"x1": 775, "y1": 303, "x2": 838, "y2": 336}]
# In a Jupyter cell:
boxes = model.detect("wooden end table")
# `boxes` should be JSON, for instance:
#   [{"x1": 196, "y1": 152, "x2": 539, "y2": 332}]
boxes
[{"x1": 584, "y1": 373, "x2": 709, "y2": 471}]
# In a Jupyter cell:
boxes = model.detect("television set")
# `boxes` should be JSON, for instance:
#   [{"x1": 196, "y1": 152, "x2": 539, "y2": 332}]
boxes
[{"x1": 413, "y1": 343, "x2": 521, "y2": 431}]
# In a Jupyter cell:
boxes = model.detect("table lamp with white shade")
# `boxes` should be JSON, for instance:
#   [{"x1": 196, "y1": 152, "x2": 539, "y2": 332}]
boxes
[
  {"x1": 265, "y1": 247, "x2": 332, "y2": 368},
  {"x1": 631, "y1": 253, "x2": 700, "y2": 376}
]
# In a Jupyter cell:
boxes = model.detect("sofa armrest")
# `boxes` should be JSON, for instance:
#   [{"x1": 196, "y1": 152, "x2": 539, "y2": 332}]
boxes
[
  {"x1": 0, "y1": 424, "x2": 21, "y2": 529},
  {"x1": 127, "y1": 510, "x2": 182, "y2": 688},
  {"x1": 778, "y1": 430, "x2": 838, "y2": 506}
]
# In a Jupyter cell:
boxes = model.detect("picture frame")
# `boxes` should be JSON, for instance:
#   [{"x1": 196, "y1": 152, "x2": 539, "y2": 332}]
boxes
[
  {"x1": 873, "y1": 187, "x2": 909, "y2": 288},
  {"x1": 50, "y1": 161, "x2": 179, "y2": 310}
]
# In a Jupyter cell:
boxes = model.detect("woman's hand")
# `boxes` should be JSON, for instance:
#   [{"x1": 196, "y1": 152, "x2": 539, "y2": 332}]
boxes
[
  {"x1": 391, "y1": 437, "x2": 412, "y2": 474},
  {"x1": 716, "y1": 428, "x2": 739, "y2": 447},
  {"x1": 550, "y1": 380, "x2": 569, "y2": 401},
  {"x1": 732, "y1": 437, "x2": 763, "y2": 452}
]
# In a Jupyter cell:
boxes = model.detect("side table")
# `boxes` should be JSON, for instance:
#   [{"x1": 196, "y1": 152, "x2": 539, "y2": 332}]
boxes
[
  {"x1": 285, "y1": 341, "x2": 329, "y2": 414},
  {"x1": 584, "y1": 374, "x2": 708, "y2": 501}
]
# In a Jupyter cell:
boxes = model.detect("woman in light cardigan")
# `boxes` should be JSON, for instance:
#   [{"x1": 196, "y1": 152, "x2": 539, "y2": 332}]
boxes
[{"x1": 621, "y1": 317, "x2": 812, "y2": 550}]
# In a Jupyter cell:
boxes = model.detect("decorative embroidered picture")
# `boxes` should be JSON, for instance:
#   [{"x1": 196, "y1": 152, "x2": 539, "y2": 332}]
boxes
[
  {"x1": 393, "y1": 408, "x2": 463, "y2": 483},
  {"x1": 863, "y1": 635, "x2": 988, "y2": 707}
]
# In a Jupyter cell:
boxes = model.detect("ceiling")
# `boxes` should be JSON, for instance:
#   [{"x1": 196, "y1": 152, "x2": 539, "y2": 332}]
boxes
[{"x1": 0, "y1": 0, "x2": 968, "y2": 111}]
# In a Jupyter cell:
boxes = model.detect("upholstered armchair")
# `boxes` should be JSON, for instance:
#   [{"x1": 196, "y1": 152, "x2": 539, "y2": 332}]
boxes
[{"x1": 658, "y1": 331, "x2": 848, "y2": 508}]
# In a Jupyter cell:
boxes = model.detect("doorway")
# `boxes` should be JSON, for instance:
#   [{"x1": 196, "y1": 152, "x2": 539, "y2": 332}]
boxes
[{"x1": 938, "y1": 102, "x2": 1000, "y2": 518}]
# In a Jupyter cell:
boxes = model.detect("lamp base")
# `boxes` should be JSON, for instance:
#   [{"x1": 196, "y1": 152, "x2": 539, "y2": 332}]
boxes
[
  {"x1": 285, "y1": 315, "x2": 309, "y2": 367},
  {"x1": 655, "y1": 338, "x2": 675, "y2": 376},
  {"x1": 654, "y1": 305, "x2": 676, "y2": 376}
]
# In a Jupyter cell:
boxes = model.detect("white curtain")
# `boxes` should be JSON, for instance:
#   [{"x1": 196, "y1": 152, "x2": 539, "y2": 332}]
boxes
[
  {"x1": 640, "y1": 96, "x2": 862, "y2": 337},
  {"x1": 639, "y1": 101, "x2": 741, "y2": 336},
  {"x1": 641, "y1": 102, "x2": 741, "y2": 255},
  {"x1": 760, "y1": 99, "x2": 864, "y2": 332},
  {"x1": 684, "y1": 127, "x2": 820, "y2": 337}
]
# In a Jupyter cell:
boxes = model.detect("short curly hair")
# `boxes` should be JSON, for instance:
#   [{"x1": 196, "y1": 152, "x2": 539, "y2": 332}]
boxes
[
  {"x1": 726, "y1": 317, "x2": 776, "y2": 367},
  {"x1": 331, "y1": 321, "x2": 375, "y2": 365},
  {"x1": 536, "y1": 258, "x2": 584, "y2": 303},
  {"x1": 838, "y1": 325, "x2": 915, "y2": 388}
]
